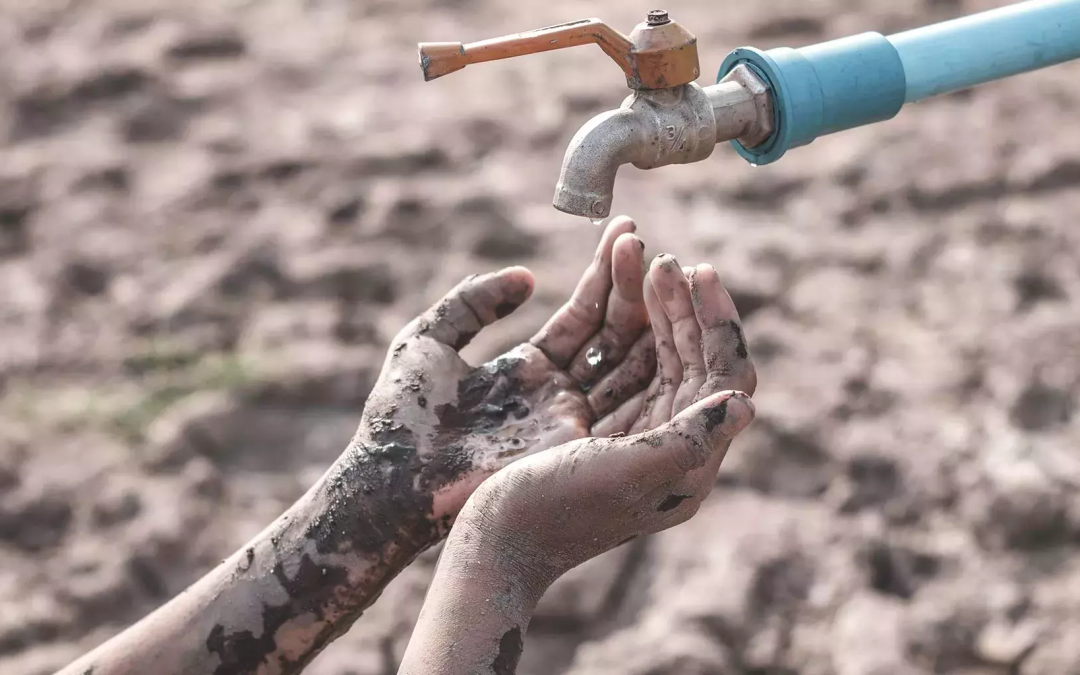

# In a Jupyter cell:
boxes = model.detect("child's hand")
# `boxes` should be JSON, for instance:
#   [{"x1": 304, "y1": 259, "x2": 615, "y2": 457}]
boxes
[
  {"x1": 353, "y1": 217, "x2": 654, "y2": 526},
  {"x1": 459, "y1": 389, "x2": 754, "y2": 582}
]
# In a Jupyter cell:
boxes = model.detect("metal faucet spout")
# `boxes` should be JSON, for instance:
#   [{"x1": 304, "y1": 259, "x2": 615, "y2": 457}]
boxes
[
  {"x1": 552, "y1": 106, "x2": 645, "y2": 219},
  {"x1": 553, "y1": 83, "x2": 722, "y2": 219}
]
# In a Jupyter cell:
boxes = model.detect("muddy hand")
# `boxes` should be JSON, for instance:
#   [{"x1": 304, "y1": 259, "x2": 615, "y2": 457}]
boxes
[
  {"x1": 355, "y1": 217, "x2": 653, "y2": 524},
  {"x1": 469, "y1": 391, "x2": 754, "y2": 576}
]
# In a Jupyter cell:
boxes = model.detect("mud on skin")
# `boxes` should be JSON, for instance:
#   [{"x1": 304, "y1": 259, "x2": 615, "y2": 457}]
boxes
[
  {"x1": 433, "y1": 355, "x2": 532, "y2": 448},
  {"x1": 202, "y1": 443, "x2": 433, "y2": 675},
  {"x1": 206, "y1": 557, "x2": 351, "y2": 675},
  {"x1": 492, "y1": 626, "x2": 524, "y2": 675},
  {"x1": 201, "y1": 426, "x2": 444, "y2": 674},
  {"x1": 203, "y1": 354, "x2": 539, "y2": 673}
]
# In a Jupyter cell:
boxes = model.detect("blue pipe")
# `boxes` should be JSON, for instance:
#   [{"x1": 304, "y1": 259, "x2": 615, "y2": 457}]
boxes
[{"x1": 718, "y1": 0, "x2": 1080, "y2": 165}]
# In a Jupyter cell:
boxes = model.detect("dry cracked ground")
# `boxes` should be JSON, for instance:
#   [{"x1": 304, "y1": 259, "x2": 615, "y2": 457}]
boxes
[{"x1": 1, "y1": 0, "x2": 1079, "y2": 673}]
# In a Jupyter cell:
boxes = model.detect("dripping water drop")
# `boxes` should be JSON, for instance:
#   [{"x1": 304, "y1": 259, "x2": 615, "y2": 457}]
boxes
[
  {"x1": 749, "y1": 163, "x2": 759, "y2": 168},
  {"x1": 585, "y1": 347, "x2": 603, "y2": 367},
  {"x1": 590, "y1": 217, "x2": 604, "y2": 226}
]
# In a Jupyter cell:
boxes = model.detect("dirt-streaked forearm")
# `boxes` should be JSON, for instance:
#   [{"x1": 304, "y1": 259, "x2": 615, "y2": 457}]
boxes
[{"x1": 58, "y1": 439, "x2": 447, "y2": 675}]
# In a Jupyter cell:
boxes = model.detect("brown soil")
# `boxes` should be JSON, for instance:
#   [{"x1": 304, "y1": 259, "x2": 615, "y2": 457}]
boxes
[{"x1": 1, "y1": 0, "x2": 1079, "y2": 673}]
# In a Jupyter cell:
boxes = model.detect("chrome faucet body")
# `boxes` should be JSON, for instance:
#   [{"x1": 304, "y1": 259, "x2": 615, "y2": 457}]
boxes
[
  {"x1": 553, "y1": 66, "x2": 773, "y2": 219},
  {"x1": 553, "y1": 83, "x2": 713, "y2": 220}
]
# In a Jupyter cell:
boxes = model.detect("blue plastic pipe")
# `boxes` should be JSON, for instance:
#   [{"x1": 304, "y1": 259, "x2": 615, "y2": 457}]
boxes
[{"x1": 718, "y1": 0, "x2": 1080, "y2": 165}]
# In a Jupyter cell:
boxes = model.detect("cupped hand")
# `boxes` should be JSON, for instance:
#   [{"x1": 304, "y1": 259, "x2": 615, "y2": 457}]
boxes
[
  {"x1": 456, "y1": 254, "x2": 759, "y2": 577},
  {"x1": 355, "y1": 218, "x2": 656, "y2": 521},
  {"x1": 463, "y1": 391, "x2": 755, "y2": 582}
]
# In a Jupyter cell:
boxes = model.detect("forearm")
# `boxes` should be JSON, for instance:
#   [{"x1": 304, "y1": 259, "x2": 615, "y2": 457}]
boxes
[
  {"x1": 398, "y1": 511, "x2": 552, "y2": 675},
  {"x1": 60, "y1": 440, "x2": 444, "y2": 675}
]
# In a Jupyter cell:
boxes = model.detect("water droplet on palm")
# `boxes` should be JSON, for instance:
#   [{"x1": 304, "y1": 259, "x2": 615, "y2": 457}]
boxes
[{"x1": 585, "y1": 347, "x2": 603, "y2": 367}]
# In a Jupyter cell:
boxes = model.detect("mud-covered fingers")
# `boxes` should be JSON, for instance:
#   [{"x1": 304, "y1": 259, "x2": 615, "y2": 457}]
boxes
[
  {"x1": 689, "y1": 264, "x2": 757, "y2": 397},
  {"x1": 531, "y1": 217, "x2": 636, "y2": 367},
  {"x1": 591, "y1": 389, "x2": 647, "y2": 437},
  {"x1": 587, "y1": 330, "x2": 656, "y2": 417},
  {"x1": 649, "y1": 255, "x2": 707, "y2": 413},
  {"x1": 568, "y1": 232, "x2": 650, "y2": 386},
  {"x1": 629, "y1": 275, "x2": 682, "y2": 433},
  {"x1": 400, "y1": 267, "x2": 535, "y2": 350}
]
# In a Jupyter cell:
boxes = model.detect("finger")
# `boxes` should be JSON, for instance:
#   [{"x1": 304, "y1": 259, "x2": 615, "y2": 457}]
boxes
[
  {"x1": 630, "y1": 390, "x2": 755, "y2": 478},
  {"x1": 649, "y1": 255, "x2": 706, "y2": 414},
  {"x1": 569, "y1": 232, "x2": 649, "y2": 386},
  {"x1": 531, "y1": 216, "x2": 636, "y2": 367},
  {"x1": 690, "y1": 264, "x2": 757, "y2": 397},
  {"x1": 629, "y1": 272, "x2": 682, "y2": 434},
  {"x1": 591, "y1": 389, "x2": 647, "y2": 437},
  {"x1": 587, "y1": 330, "x2": 656, "y2": 418},
  {"x1": 401, "y1": 267, "x2": 534, "y2": 350}
]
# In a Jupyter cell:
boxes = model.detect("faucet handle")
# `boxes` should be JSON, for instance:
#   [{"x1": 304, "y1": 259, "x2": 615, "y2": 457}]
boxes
[{"x1": 418, "y1": 12, "x2": 699, "y2": 90}]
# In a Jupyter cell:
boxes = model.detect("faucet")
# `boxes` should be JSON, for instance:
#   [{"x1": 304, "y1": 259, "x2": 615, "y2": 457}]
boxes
[
  {"x1": 551, "y1": 60, "x2": 773, "y2": 220},
  {"x1": 418, "y1": 12, "x2": 773, "y2": 220},
  {"x1": 418, "y1": 2, "x2": 1080, "y2": 220}
]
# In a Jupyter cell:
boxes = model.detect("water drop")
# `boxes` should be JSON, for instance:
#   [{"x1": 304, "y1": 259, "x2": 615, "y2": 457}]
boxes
[
  {"x1": 590, "y1": 217, "x2": 604, "y2": 226},
  {"x1": 749, "y1": 163, "x2": 759, "y2": 168},
  {"x1": 585, "y1": 347, "x2": 603, "y2": 367}
]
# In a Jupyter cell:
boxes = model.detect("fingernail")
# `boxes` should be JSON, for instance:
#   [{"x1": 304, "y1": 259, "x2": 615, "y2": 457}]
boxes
[{"x1": 652, "y1": 254, "x2": 678, "y2": 269}]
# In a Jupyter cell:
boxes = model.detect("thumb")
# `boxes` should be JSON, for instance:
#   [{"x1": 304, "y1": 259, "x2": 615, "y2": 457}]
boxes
[
  {"x1": 645, "y1": 390, "x2": 755, "y2": 472},
  {"x1": 401, "y1": 267, "x2": 534, "y2": 351}
]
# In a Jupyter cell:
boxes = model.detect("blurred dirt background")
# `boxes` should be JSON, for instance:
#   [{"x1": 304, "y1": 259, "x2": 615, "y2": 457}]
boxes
[{"x1": 1, "y1": 0, "x2": 1079, "y2": 673}]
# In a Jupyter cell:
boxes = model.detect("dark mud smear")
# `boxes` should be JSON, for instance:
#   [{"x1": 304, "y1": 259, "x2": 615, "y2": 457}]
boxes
[
  {"x1": 433, "y1": 356, "x2": 530, "y2": 475},
  {"x1": 657, "y1": 494, "x2": 692, "y2": 512},
  {"x1": 731, "y1": 322, "x2": 749, "y2": 360},
  {"x1": 492, "y1": 626, "x2": 523, "y2": 675},
  {"x1": 206, "y1": 556, "x2": 350, "y2": 675},
  {"x1": 703, "y1": 399, "x2": 729, "y2": 432}
]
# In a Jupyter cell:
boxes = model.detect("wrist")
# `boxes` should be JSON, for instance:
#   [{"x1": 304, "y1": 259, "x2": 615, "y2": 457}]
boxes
[
  {"x1": 454, "y1": 487, "x2": 562, "y2": 594},
  {"x1": 282, "y1": 441, "x2": 445, "y2": 588}
]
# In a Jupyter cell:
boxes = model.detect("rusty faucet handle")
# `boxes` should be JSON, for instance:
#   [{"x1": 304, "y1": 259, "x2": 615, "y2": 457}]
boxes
[{"x1": 418, "y1": 11, "x2": 700, "y2": 90}]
